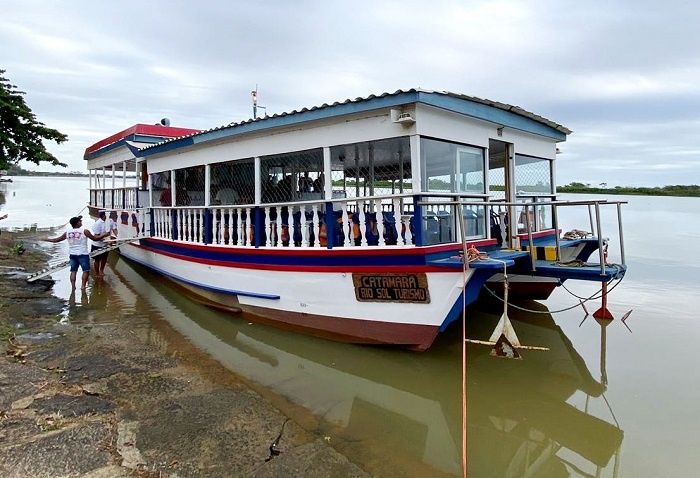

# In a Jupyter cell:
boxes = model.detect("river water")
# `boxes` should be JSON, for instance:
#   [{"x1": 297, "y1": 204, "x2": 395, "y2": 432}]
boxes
[{"x1": 1, "y1": 176, "x2": 699, "y2": 477}]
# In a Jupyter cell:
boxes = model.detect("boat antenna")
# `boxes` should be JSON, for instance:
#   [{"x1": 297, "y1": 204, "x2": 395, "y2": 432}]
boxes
[{"x1": 251, "y1": 84, "x2": 266, "y2": 119}]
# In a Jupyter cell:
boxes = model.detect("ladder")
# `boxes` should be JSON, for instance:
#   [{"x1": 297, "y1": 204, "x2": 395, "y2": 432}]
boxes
[{"x1": 26, "y1": 238, "x2": 142, "y2": 283}]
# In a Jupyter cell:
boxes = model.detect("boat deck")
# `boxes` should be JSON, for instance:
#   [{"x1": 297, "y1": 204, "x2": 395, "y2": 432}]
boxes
[
  {"x1": 428, "y1": 249, "x2": 530, "y2": 270},
  {"x1": 529, "y1": 260, "x2": 626, "y2": 282},
  {"x1": 522, "y1": 236, "x2": 600, "y2": 248},
  {"x1": 429, "y1": 248, "x2": 625, "y2": 282}
]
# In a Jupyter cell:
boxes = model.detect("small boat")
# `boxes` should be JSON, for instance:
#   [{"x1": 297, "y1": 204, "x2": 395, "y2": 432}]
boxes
[{"x1": 84, "y1": 89, "x2": 627, "y2": 351}]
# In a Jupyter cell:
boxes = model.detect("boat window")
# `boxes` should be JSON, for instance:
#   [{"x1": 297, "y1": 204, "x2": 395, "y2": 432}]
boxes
[
  {"x1": 260, "y1": 148, "x2": 323, "y2": 203},
  {"x1": 178, "y1": 166, "x2": 204, "y2": 206},
  {"x1": 420, "y1": 138, "x2": 485, "y2": 194},
  {"x1": 150, "y1": 171, "x2": 170, "y2": 207},
  {"x1": 514, "y1": 154, "x2": 554, "y2": 231},
  {"x1": 211, "y1": 158, "x2": 254, "y2": 205},
  {"x1": 330, "y1": 137, "x2": 411, "y2": 199},
  {"x1": 487, "y1": 140, "x2": 508, "y2": 201},
  {"x1": 418, "y1": 138, "x2": 487, "y2": 244},
  {"x1": 514, "y1": 155, "x2": 552, "y2": 195}
]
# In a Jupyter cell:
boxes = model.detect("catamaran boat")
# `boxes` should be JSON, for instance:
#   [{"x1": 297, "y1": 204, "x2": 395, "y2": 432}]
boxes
[{"x1": 81, "y1": 89, "x2": 627, "y2": 351}]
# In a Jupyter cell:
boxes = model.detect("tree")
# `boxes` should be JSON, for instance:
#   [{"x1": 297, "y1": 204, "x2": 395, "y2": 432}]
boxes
[{"x1": 0, "y1": 69, "x2": 68, "y2": 169}]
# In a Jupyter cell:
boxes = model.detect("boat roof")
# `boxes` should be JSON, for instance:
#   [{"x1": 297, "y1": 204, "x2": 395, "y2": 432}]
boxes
[
  {"x1": 84, "y1": 124, "x2": 200, "y2": 160},
  {"x1": 88, "y1": 88, "x2": 571, "y2": 160}
]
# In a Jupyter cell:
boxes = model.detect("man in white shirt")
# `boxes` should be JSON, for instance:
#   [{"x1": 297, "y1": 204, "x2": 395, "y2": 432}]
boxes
[
  {"x1": 43, "y1": 215, "x2": 110, "y2": 290},
  {"x1": 108, "y1": 211, "x2": 119, "y2": 238},
  {"x1": 214, "y1": 187, "x2": 239, "y2": 205},
  {"x1": 91, "y1": 210, "x2": 110, "y2": 277}
]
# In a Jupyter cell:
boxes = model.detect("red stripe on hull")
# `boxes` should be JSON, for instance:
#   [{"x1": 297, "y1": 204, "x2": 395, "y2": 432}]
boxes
[{"x1": 239, "y1": 304, "x2": 440, "y2": 352}]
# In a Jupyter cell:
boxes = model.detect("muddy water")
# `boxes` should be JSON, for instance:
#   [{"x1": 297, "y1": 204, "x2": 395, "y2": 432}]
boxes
[{"x1": 3, "y1": 177, "x2": 699, "y2": 477}]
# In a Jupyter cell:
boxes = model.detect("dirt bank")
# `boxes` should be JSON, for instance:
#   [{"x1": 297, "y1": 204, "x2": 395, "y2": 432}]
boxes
[{"x1": 0, "y1": 231, "x2": 369, "y2": 477}]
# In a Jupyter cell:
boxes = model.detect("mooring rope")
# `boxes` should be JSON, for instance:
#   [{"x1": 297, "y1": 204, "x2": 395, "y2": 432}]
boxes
[
  {"x1": 457, "y1": 218, "x2": 469, "y2": 478},
  {"x1": 482, "y1": 269, "x2": 626, "y2": 315}
]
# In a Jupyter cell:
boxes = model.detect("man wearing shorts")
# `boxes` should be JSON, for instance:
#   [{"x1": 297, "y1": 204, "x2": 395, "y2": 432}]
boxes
[
  {"x1": 91, "y1": 210, "x2": 111, "y2": 277},
  {"x1": 44, "y1": 215, "x2": 110, "y2": 290}
]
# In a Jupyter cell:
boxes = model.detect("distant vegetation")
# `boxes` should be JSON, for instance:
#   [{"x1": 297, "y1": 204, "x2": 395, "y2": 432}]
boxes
[
  {"x1": 558, "y1": 182, "x2": 700, "y2": 197},
  {"x1": 3, "y1": 168, "x2": 698, "y2": 197},
  {"x1": 1, "y1": 164, "x2": 86, "y2": 177}
]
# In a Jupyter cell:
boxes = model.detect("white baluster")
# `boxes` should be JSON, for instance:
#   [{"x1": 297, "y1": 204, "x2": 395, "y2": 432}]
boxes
[
  {"x1": 198, "y1": 209, "x2": 203, "y2": 243},
  {"x1": 300, "y1": 205, "x2": 308, "y2": 248},
  {"x1": 191, "y1": 209, "x2": 196, "y2": 242},
  {"x1": 224, "y1": 208, "x2": 231, "y2": 245},
  {"x1": 166, "y1": 210, "x2": 170, "y2": 240},
  {"x1": 213, "y1": 209, "x2": 220, "y2": 244},
  {"x1": 312, "y1": 204, "x2": 320, "y2": 248},
  {"x1": 232, "y1": 208, "x2": 238, "y2": 245},
  {"x1": 155, "y1": 210, "x2": 160, "y2": 238},
  {"x1": 242, "y1": 207, "x2": 247, "y2": 246},
  {"x1": 359, "y1": 205, "x2": 368, "y2": 247},
  {"x1": 192, "y1": 209, "x2": 196, "y2": 242},
  {"x1": 264, "y1": 207, "x2": 271, "y2": 247},
  {"x1": 342, "y1": 204, "x2": 351, "y2": 247},
  {"x1": 276, "y1": 208, "x2": 283, "y2": 248},
  {"x1": 392, "y1": 198, "x2": 401, "y2": 247},
  {"x1": 377, "y1": 203, "x2": 385, "y2": 247},
  {"x1": 139, "y1": 210, "x2": 145, "y2": 237},
  {"x1": 404, "y1": 215, "x2": 413, "y2": 246},
  {"x1": 184, "y1": 209, "x2": 189, "y2": 241}
]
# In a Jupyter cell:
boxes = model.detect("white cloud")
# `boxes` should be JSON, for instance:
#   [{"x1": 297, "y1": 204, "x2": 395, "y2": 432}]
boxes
[{"x1": 1, "y1": 0, "x2": 698, "y2": 186}]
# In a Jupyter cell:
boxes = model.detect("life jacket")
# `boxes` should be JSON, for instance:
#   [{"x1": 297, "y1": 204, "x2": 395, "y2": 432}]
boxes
[{"x1": 319, "y1": 222, "x2": 328, "y2": 247}]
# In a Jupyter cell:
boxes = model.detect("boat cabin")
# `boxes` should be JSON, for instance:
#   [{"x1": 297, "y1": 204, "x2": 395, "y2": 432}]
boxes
[{"x1": 85, "y1": 89, "x2": 569, "y2": 251}]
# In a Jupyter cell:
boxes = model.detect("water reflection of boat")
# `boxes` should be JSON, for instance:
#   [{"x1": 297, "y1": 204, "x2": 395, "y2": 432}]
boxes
[
  {"x1": 465, "y1": 304, "x2": 622, "y2": 477},
  {"x1": 110, "y1": 256, "x2": 623, "y2": 477}
]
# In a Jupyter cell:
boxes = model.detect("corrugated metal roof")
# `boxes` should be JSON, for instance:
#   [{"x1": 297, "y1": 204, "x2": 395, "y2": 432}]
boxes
[{"x1": 138, "y1": 88, "x2": 571, "y2": 153}]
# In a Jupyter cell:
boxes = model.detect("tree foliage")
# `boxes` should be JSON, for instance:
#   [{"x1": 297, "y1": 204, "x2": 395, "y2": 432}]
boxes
[
  {"x1": 0, "y1": 69, "x2": 68, "y2": 169},
  {"x1": 558, "y1": 182, "x2": 700, "y2": 197}
]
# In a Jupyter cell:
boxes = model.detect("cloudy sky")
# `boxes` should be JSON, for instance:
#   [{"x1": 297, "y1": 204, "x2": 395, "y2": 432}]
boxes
[{"x1": 2, "y1": 0, "x2": 698, "y2": 186}]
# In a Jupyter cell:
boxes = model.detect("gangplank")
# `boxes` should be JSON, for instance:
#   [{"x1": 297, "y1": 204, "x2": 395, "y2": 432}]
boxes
[{"x1": 26, "y1": 238, "x2": 141, "y2": 283}]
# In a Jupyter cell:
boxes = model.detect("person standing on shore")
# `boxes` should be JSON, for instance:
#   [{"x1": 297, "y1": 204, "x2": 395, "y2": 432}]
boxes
[
  {"x1": 108, "y1": 211, "x2": 119, "y2": 238},
  {"x1": 43, "y1": 216, "x2": 110, "y2": 290},
  {"x1": 90, "y1": 210, "x2": 110, "y2": 277}
]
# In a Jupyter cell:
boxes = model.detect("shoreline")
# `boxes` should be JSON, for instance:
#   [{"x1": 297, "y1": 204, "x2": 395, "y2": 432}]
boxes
[{"x1": 0, "y1": 231, "x2": 369, "y2": 477}]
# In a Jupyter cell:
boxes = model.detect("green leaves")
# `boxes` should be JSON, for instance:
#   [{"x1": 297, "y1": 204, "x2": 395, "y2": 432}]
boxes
[{"x1": 0, "y1": 70, "x2": 68, "y2": 170}]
